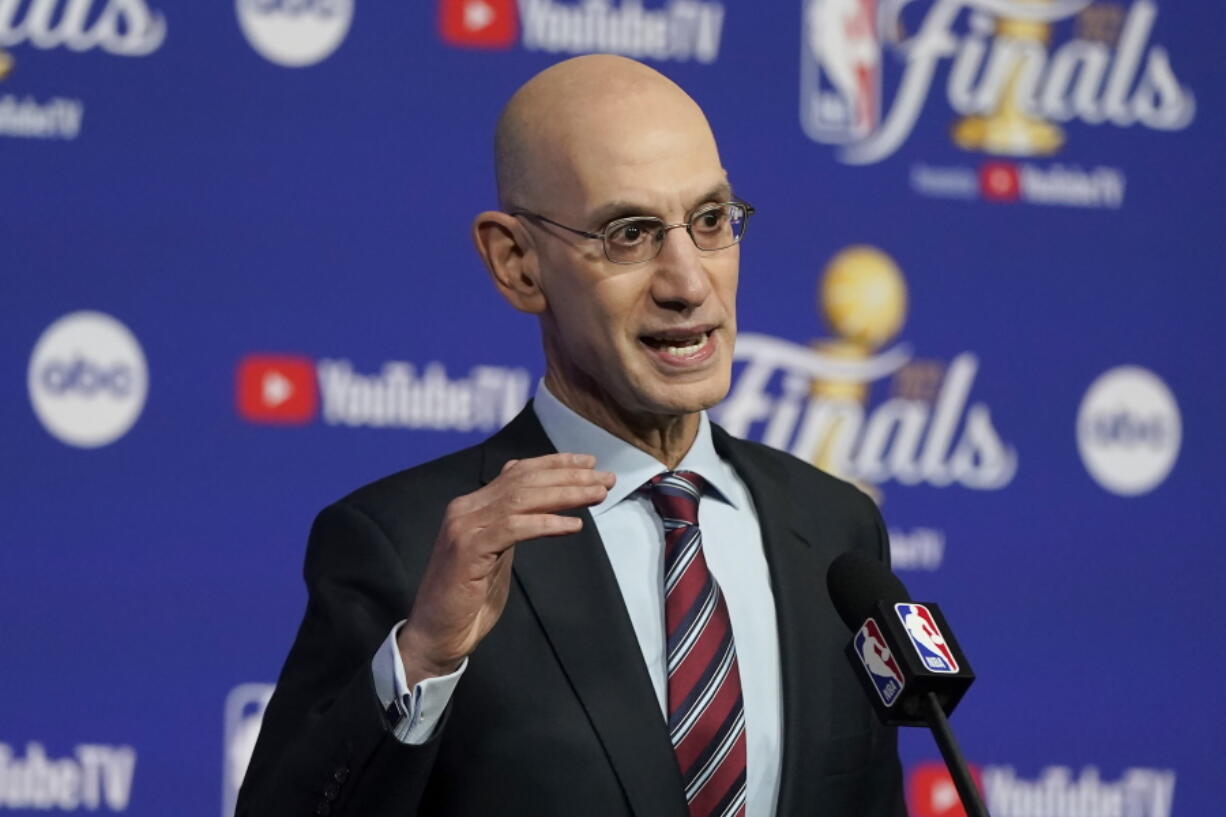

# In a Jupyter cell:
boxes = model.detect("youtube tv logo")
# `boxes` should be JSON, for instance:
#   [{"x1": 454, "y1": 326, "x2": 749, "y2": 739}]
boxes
[
  {"x1": 236, "y1": 355, "x2": 317, "y2": 425},
  {"x1": 908, "y1": 761, "x2": 984, "y2": 817},
  {"x1": 439, "y1": 0, "x2": 518, "y2": 49}
]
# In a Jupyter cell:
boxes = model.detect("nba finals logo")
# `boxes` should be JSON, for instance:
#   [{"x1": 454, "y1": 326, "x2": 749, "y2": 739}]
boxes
[
  {"x1": 718, "y1": 244, "x2": 1016, "y2": 497},
  {"x1": 800, "y1": 0, "x2": 1196, "y2": 165}
]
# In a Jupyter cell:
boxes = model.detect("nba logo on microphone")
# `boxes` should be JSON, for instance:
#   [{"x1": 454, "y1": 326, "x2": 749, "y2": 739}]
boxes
[
  {"x1": 896, "y1": 603, "x2": 959, "y2": 673},
  {"x1": 854, "y1": 618, "x2": 905, "y2": 706}
]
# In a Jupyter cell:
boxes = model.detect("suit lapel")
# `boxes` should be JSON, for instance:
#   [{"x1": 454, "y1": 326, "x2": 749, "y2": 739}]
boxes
[
  {"x1": 481, "y1": 406, "x2": 689, "y2": 817},
  {"x1": 713, "y1": 426, "x2": 836, "y2": 817}
]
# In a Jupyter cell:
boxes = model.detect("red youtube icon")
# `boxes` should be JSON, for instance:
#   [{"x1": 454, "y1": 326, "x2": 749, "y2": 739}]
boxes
[
  {"x1": 980, "y1": 161, "x2": 1021, "y2": 203},
  {"x1": 439, "y1": 0, "x2": 517, "y2": 49},
  {"x1": 908, "y1": 761, "x2": 984, "y2": 817},
  {"x1": 237, "y1": 355, "x2": 317, "y2": 425}
]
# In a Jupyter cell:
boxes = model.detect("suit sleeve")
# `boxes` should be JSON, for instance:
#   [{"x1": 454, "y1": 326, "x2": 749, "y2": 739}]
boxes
[{"x1": 235, "y1": 500, "x2": 446, "y2": 817}]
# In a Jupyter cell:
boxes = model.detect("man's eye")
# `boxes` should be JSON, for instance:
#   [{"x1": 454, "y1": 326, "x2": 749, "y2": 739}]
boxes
[
  {"x1": 609, "y1": 221, "x2": 654, "y2": 245},
  {"x1": 693, "y1": 207, "x2": 727, "y2": 232}
]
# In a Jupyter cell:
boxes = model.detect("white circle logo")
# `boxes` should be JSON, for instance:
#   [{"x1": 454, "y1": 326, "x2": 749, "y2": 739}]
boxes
[
  {"x1": 28, "y1": 311, "x2": 149, "y2": 448},
  {"x1": 1076, "y1": 366, "x2": 1180, "y2": 496},
  {"x1": 236, "y1": 0, "x2": 354, "y2": 67}
]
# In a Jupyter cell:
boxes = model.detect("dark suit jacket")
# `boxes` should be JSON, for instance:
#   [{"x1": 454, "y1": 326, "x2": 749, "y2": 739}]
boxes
[{"x1": 236, "y1": 405, "x2": 907, "y2": 817}]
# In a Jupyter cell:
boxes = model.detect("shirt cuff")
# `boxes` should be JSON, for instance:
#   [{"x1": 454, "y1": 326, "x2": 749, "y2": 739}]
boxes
[{"x1": 372, "y1": 620, "x2": 467, "y2": 744}]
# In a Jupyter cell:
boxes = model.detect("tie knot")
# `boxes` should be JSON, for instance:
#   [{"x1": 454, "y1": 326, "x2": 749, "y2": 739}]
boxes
[{"x1": 645, "y1": 470, "x2": 705, "y2": 528}]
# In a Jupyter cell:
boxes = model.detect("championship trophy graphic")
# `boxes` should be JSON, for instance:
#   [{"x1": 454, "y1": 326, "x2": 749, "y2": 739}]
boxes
[
  {"x1": 809, "y1": 245, "x2": 908, "y2": 494},
  {"x1": 952, "y1": 0, "x2": 1064, "y2": 155}
]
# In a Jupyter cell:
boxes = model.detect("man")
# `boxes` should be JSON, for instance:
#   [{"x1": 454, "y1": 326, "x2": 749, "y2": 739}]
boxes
[{"x1": 237, "y1": 55, "x2": 906, "y2": 817}]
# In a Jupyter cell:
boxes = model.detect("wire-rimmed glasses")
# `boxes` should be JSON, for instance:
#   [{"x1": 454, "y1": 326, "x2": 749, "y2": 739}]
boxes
[{"x1": 511, "y1": 201, "x2": 754, "y2": 265}]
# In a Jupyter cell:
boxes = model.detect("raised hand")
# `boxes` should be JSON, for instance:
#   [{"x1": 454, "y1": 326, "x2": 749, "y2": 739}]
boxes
[{"x1": 396, "y1": 453, "x2": 616, "y2": 686}]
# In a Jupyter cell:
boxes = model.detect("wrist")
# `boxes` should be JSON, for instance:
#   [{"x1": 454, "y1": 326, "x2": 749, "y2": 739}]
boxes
[{"x1": 397, "y1": 625, "x2": 462, "y2": 687}]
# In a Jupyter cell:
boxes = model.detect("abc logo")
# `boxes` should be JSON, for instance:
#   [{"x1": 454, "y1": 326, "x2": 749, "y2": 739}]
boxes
[
  {"x1": 28, "y1": 311, "x2": 149, "y2": 448},
  {"x1": 1077, "y1": 366, "x2": 1181, "y2": 496},
  {"x1": 236, "y1": 0, "x2": 354, "y2": 67}
]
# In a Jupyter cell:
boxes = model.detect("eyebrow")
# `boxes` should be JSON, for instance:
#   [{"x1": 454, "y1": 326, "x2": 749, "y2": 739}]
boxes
[{"x1": 586, "y1": 183, "x2": 735, "y2": 229}]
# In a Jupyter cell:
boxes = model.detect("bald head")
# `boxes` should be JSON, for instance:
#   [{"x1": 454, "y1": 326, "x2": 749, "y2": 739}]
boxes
[
  {"x1": 494, "y1": 55, "x2": 720, "y2": 211},
  {"x1": 473, "y1": 56, "x2": 740, "y2": 446}
]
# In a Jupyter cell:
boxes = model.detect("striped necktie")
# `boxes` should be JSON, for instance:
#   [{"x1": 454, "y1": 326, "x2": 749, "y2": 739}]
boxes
[{"x1": 646, "y1": 471, "x2": 748, "y2": 817}]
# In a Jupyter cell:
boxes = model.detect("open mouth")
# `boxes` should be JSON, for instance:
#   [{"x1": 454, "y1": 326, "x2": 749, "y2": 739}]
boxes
[{"x1": 639, "y1": 329, "x2": 715, "y2": 361}]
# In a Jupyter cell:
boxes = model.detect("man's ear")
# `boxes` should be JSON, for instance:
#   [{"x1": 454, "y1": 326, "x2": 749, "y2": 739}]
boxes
[{"x1": 472, "y1": 211, "x2": 547, "y2": 314}]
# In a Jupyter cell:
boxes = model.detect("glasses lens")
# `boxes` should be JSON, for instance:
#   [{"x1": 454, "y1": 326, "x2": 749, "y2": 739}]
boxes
[
  {"x1": 690, "y1": 203, "x2": 747, "y2": 251},
  {"x1": 604, "y1": 218, "x2": 665, "y2": 263}
]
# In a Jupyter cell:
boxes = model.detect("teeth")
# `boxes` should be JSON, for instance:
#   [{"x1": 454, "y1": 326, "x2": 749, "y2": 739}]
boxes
[{"x1": 661, "y1": 335, "x2": 707, "y2": 358}]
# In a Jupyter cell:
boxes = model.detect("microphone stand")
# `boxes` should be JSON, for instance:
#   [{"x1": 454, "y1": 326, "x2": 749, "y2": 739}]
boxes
[{"x1": 922, "y1": 691, "x2": 991, "y2": 817}]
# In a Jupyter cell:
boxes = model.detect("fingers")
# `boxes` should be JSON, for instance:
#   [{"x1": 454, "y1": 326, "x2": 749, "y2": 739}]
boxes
[
  {"x1": 493, "y1": 454, "x2": 614, "y2": 516},
  {"x1": 499, "y1": 453, "x2": 615, "y2": 491},
  {"x1": 461, "y1": 482, "x2": 610, "y2": 536},
  {"x1": 455, "y1": 453, "x2": 614, "y2": 516},
  {"x1": 499, "y1": 483, "x2": 610, "y2": 515},
  {"x1": 504, "y1": 452, "x2": 596, "y2": 472},
  {"x1": 441, "y1": 452, "x2": 616, "y2": 556},
  {"x1": 407, "y1": 455, "x2": 612, "y2": 677},
  {"x1": 512, "y1": 466, "x2": 617, "y2": 490},
  {"x1": 505, "y1": 513, "x2": 584, "y2": 539},
  {"x1": 467, "y1": 512, "x2": 584, "y2": 554}
]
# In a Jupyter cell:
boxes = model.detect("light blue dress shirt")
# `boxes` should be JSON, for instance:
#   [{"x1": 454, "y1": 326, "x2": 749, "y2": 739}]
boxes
[{"x1": 373, "y1": 381, "x2": 783, "y2": 816}]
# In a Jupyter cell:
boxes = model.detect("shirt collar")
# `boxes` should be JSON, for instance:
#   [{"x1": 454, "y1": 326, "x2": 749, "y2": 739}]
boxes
[{"x1": 532, "y1": 380, "x2": 738, "y2": 517}]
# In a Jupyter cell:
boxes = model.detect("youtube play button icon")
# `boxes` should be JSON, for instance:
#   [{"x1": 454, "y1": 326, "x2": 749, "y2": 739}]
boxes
[
  {"x1": 908, "y1": 761, "x2": 984, "y2": 817},
  {"x1": 439, "y1": 0, "x2": 518, "y2": 49},
  {"x1": 237, "y1": 355, "x2": 318, "y2": 424}
]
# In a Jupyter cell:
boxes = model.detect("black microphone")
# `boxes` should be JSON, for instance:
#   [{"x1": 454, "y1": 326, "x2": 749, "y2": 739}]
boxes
[{"x1": 827, "y1": 551, "x2": 991, "y2": 817}]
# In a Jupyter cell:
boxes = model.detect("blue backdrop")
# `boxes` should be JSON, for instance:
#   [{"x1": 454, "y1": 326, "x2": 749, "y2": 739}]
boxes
[{"x1": 2, "y1": 1, "x2": 1222, "y2": 815}]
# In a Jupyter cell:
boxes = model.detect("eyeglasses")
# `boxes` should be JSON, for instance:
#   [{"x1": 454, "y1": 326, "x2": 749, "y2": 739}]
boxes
[{"x1": 510, "y1": 201, "x2": 754, "y2": 265}]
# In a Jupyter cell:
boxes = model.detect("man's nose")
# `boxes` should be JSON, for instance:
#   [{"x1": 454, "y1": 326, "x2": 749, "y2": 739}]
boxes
[{"x1": 651, "y1": 226, "x2": 713, "y2": 310}]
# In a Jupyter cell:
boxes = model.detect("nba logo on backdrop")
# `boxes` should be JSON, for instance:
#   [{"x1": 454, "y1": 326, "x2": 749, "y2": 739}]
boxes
[
  {"x1": 854, "y1": 619, "x2": 904, "y2": 706},
  {"x1": 801, "y1": 0, "x2": 880, "y2": 143},
  {"x1": 896, "y1": 603, "x2": 959, "y2": 673}
]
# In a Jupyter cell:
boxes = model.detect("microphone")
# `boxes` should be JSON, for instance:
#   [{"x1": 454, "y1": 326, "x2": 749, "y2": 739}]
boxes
[
  {"x1": 827, "y1": 550, "x2": 974, "y2": 724},
  {"x1": 827, "y1": 551, "x2": 990, "y2": 817}
]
